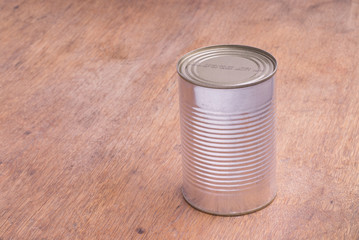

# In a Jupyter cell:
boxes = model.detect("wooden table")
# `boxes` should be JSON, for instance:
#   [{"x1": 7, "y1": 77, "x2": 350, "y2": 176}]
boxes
[{"x1": 1, "y1": 0, "x2": 358, "y2": 239}]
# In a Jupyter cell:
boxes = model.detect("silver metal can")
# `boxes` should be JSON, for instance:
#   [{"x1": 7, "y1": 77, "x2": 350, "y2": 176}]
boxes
[{"x1": 177, "y1": 45, "x2": 277, "y2": 215}]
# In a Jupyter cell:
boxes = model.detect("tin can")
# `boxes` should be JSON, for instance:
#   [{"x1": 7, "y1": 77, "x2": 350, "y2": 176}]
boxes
[{"x1": 177, "y1": 45, "x2": 277, "y2": 215}]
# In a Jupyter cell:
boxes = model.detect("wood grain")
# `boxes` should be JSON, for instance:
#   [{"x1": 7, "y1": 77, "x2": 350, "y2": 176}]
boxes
[{"x1": 0, "y1": 0, "x2": 358, "y2": 239}]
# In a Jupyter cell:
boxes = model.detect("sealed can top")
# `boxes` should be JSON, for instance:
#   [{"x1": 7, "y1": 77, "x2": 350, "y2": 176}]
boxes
[{"x1": 177, "y1": 45, "x2": 277, "y2": 89}]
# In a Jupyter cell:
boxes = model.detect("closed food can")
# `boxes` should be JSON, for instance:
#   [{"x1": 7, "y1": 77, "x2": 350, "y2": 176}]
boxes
[{"x1": 177, "y1": 45, "x2": 277, "y2": 215}]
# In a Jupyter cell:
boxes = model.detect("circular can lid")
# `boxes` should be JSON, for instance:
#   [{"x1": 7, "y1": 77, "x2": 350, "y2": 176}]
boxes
[{"x1": 177, "y1": 45, "x2": 277, "y2": 89}]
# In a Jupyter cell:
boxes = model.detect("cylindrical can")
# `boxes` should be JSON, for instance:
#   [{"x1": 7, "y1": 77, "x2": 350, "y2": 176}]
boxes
[{"x1": 177, "y1": 45, "x2": 277, "y2": 215}]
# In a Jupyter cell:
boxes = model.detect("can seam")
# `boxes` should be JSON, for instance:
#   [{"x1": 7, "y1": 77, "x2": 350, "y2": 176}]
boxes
[{"x1": 182, "y1": 188, "x2": 277, "y2": 216}]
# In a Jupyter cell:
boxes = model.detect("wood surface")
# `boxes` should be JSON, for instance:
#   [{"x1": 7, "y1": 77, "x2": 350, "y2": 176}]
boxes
[{"x1": 0, "y1": 0, "x2": 358, "y2": 239}]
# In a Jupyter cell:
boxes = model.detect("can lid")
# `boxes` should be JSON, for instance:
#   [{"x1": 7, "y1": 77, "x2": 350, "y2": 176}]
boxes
[{"x1": 177, "y1": 45, "x2": 277, "y2": 88}]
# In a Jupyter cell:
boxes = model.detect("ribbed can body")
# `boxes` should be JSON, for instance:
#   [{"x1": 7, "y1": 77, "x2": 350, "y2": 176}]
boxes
[{"x1": 179, "y1": 77, "x2": 276, "y2": 215}]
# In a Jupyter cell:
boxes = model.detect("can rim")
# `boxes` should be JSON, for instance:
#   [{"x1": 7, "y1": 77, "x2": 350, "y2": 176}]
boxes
[{"x1": 177, "y1": 44, "x2": 277, "y2": 89}]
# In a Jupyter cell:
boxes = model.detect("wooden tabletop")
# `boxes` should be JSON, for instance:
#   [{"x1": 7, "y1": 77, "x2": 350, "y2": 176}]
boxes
[{"x1": 1, "y1": 0, "x2": 358, "y2": 239}]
